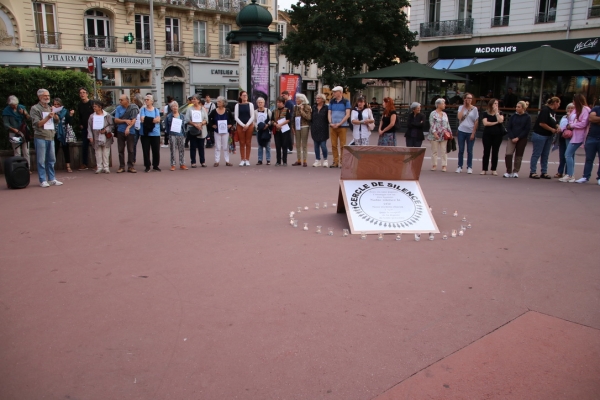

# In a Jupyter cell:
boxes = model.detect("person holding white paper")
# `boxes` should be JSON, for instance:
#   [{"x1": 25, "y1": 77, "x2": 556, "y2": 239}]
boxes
[
  {"x1": 254, "y1": 97, "x2": 273, "y2": 165},
  {"x1": 272, "y1": 96, "x2": 291, "y2": 166},
  {"x1": 52, "y1": 98, "x2": 75, "y2": 173},
  {"x1": 185, "y1": 94, "x2": 208, "y2": 168},
  {"x1": 208, "y1": 96, "x2": 233, "y2": 166},
  {"x1": 350, "y1": 96, "x2": 374, "y2": 146},
  {"x1": 165, "y1": 101, "x2": 187, "y2": 171},
  {"x1": 30, "y1": 88, "x2": 63, "y2": 187},
  {"x1": 291, "y1": 94, "x2": 312, "y2": 167},
  {"x1": 87, "y1": 100, "x2": 114, "y2": 174}
]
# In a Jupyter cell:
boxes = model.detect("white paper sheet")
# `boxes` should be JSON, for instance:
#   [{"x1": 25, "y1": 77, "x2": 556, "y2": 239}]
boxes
[
  {"x1": 257, "y1": 113, "x2": 267, "y2": 124},
  {"x1": 42, "y1": 112, "x2": 54, "y2": 130},
  {"x1": 217, "y1": 120, "x2": 228, "y2": 134},
  {"x1": 93, "y1": 115, "x2": 104, "y2": 130},
  {"x1": 295, "y1": 117, "x2": 301, "y2": 130},
  {"x1": 170, "y1": 118, "x2": 183, "y2": 133},
  {"x1": 281, "y1": 124, "x2": 290, "y2": 133},
  {"x1": 135, "y1": 115, "x2": 141, "y2": 129},
  {"x1": 52, "y1": 106, "x2": 63, "y2": 113},
  {"x1": 191, "y1": 110, "x2": 203, "y2": 123}
]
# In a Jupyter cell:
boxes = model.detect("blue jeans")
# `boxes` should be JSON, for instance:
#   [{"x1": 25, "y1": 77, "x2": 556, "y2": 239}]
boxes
[
  {"x1": 314, "y1": 140, "x2": 328, "y2": 160},
  {"x1": 582, "y1": 136, "x2": 600, "y2": 180},
  {"x1": 557, "y1": 136, "x2": 568, "y2": 174},
  {"x1": 530, "y1": 132, "x2": 553, "y2": 174},
  {"x1": 457, "y1": 130, "x2": 475, "y2": 168},
  {"x1": 257, "y1": 141, "x2": 271, "y2": 162},
  {"x1": 34, "y1": 137, "x2": 56, "y2": 183},
  {"x1": 80, "y1": 127, "x2": 89, "y2": 166},
  {"x1": 565, "y1": 141, "x2": 582, "y2": 177}
]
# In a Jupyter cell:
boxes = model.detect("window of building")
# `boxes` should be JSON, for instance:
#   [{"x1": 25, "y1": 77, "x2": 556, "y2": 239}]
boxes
[
  {"x1": 492, "y1": 0, "x2": 510, "y2": 26},
  {"x1": 589, "y1": 0, "x2": 600, "y2": 18},
  {"x1": 428, "y1": 0, "x2": 441, "y2": 22},
  {"x1": 165, "y1": 17, "x2": 180, "y2": 53},
  {"x1": 277, "y1": 23, "x2": 286, "y2": 39},
  {"x1": 458, "y1": 0, "x2": 472, "y2": 20},
  {"x1": 537, "y1": 0, "x2": 557, "y2": 23},
  {"x1": 84, "y1": 10, "x2": 113, "y2": 51},
  {"x1": 33, "y1": 2, "x2": 58, "y2": 47},
  {"x1": 219, "y1": 24, "x2": 232, "y2": 58},
  {"x1": 135, "y1": 14, "x2": 151, "y2": 53},
  {"x1": 193, "y1": 20, "x2": 208, "y2": 56}
]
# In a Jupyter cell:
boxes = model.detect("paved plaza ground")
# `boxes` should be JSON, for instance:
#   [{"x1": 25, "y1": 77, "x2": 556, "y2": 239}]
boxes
[{"x1": 1, "y1": 136, "x2": 599, "y2": 399}]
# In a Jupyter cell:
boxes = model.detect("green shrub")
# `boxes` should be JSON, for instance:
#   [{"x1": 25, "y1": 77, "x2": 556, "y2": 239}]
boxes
[{"x1": 0, "y1": 68, "x2": 93, "y2": 150}]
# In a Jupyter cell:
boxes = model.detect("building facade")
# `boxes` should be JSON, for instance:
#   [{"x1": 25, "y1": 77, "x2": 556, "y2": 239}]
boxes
[
  {"x1": 0, "y1": 0, "x2": 278, "y2": 107},
  {"x1": 409, "y1": 0, "x2": 600, "y2": 106}
]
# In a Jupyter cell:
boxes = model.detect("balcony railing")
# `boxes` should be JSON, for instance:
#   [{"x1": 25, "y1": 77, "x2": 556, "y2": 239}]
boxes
[
  {"x1": 218, "y1": 44, "x2": 234, "y2": 59},
  {"x1": 535, "y1": 12, "x2": 556, "y2": 23},
  {"x1": 166, "y1": 40, "x2": 184, "y2": 55},
  {"x1": 190, "y1": 0, "x2": 241, "y2": 13},
  {"x1": 136, "y1": 39, "x2": 151, "y2": 53},
  {"x1": 589, "y1": 6, "x2": 600, "y2": 18},
  {"x1": 34, "y1": 31, "x2": 61, "y2": 49},
  {"x1": 419, "y1": 18, "x2": 473, "y2": 38},
  {"x1": 193, "y1": 42, "x2": 210, "y2": 57},
  {"x1": 491, "y1": 16, "x2": 509, "y2": 27},
  {"x1": 83, "y1": 35, "x2": 117, "y2": 52}
]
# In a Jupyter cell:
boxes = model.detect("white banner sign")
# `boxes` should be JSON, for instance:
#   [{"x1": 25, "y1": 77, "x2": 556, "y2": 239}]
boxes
[{"x1": 341, "y1": 180, "x2": 438, "y2": 234}]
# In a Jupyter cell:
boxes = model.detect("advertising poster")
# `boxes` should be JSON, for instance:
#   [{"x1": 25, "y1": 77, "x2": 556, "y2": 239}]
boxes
[
  {"x1": 250, "y1": 42, "x2": 270, "y2": 106},
  {"x1": 279, "y1": 74, "x2": 302, "y2": 101}
]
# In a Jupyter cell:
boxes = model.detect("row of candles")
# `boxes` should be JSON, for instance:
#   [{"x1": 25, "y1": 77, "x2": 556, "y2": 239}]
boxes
[{"x1": 288, "y1": 204, "x2": 472, "y2": 240}]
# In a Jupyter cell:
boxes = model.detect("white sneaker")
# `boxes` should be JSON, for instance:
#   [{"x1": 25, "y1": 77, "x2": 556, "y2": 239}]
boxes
[
  {"x1": 467, "y1": 168, "x2": 473, "y2": 174},
  {"x1": 503, "y1": 173, "x2": 511, "y2": 178},
  {"x1": 95, "y1": 169, "x2": 102, "y2": 174},
  {"x1": 104, "y1": 169, "x2": 110, "y2": 174},
  {"x1": 568, "y1": 176, "x2": 576, "y2": 183},
  {"x1": 161, "y1": 145, "x2": 169, "y2": 148},
  {"x1": 49, "y1": 179, "x2": 63, "y2": 186},
  {"x1": 322, "y1": 160, "x2": 329, "y2": 168},
  {"x1": 246, "y1": 160, "x2": 251, "y2": 166},
  {"x1": 575, "y1": 177, "x2": 588, "y2": 183},
  {"x1": 313, "y1": 160, "x2": 322, "y2": 167},
  {"x1": 513, "y1": 172, "x2": 519, "y2": 178},
  {"x1": 558, "y1": 175, "x2": 572, "y2": 182},
  {"x1": 40, "y1": 181, "x2": 50, "y2": 188},
  {"x1": 456, "y1": 167, "x2": 462, "y2": 173}
]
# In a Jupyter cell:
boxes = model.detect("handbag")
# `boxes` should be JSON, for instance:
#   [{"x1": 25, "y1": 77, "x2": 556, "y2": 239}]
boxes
[
  {"x1": 65, "y1": 123, "x2": 77, "y2": 143},
  {"x1": 442, "y1": 129, "x2": 453, "y2": 140},
  {"x1": 18, "y1": 121, "x2": 33, "y2": 142},
  {"x1": 562, "y1": 129, "x2": 573, "y2": 139},
  {"x1": 446, "y1": 137, "x2": 457, "y2": 153}
]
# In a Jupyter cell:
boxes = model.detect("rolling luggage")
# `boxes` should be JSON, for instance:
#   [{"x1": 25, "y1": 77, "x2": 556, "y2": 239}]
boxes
[{"x1": 4, "y1": 156, "x2": 30, "y2": 189}]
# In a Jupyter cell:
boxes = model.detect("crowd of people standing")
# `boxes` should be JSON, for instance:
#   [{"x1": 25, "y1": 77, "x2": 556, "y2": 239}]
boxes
[{"x1": 3, "y1": 87, "x2": 600, "y2": 188}]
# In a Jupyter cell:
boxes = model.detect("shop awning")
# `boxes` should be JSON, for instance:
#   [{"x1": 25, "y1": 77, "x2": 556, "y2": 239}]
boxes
[{"x1": 351, "y1": 61, "x2": 465, "y2": 81}]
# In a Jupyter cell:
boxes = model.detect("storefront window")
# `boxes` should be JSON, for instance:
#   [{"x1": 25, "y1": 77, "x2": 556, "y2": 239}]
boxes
[
  {"x1": 431, "y1": 59, "x2": 453, "y2": 70},
  {"x1": 448, "y1": 59, "x2": 472, "y2": 69}
]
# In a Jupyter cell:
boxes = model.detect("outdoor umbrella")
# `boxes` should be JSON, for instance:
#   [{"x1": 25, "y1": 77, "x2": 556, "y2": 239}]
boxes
[
  {"x1": 351, "y1": 61, "x2": 465, "y2": 101},
  {"x1": 453, "y1": 45, "x2": 600, "y2": 108}
]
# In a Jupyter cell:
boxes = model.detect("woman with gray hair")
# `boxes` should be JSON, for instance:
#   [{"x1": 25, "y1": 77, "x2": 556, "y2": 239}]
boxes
[
  {"x1": 291, "y1": 93, "x2": 312, "y2": 166},
  {"x1": 3, "y1": 95, "x2": 31, "y2": 171},
  {"x1": 311, "y1": 93, "x2": 329, "y2": 167},
  {"x1": 208, "y1": 96, "x2": 234, "y2": 166},
  {"x1": 405, "y1": 102, "x2": 425, "y2": 147},
  {"x1": 428, "y1": 98, "x2": 451, "y2": 171}
]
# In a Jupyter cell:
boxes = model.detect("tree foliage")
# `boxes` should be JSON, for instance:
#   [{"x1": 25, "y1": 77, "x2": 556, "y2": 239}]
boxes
[
  {"x1": 0, "y1": 68, "x2": 93, "y2": 149},
  {"x1": 281, "y1": 0, "x2": 418, "y2": 91}
]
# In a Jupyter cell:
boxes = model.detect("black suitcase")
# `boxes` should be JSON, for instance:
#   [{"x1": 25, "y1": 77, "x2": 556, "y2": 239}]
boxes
[{"x1": 4, "y1": 156, "x2": 30, "y2": 189}]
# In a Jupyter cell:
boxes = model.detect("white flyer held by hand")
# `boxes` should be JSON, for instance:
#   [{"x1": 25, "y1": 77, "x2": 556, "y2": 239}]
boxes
[
  {"x1": 170, "y1": 117, "x2": 183, "y2": 133},
  {"x1": 281, "y1": 123, "x2": 290, "y2": 133},
  {"x1": 217, "y1": 120, "x2": 228, "y2": 134},
  {"x1": 52, "y1": 106, "x2": 63, "y2": 113},
  {"x1": 257, "y1": 113, "x2": 267, "y2": 124},
  {"x1": 295, "y1": 116, "x2": 301, "y2": 130},
  {"x1": 135, "y1": 115, "x2": 141, "y2": 129},
  {"x1": 42, "y1": 112, "x2": 54, "y2": 130},
  {"x1": 191, "y1": 110, "x2": 203, "y2": 123},
  {"x1": 93, "y1": 115, "x2": 104, "y2": 130}
]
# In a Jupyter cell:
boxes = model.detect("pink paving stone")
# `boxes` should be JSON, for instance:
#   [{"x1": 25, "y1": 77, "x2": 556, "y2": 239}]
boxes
[{"x1": 375, "y1": 311, "x2": 600, "y2": 400}]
